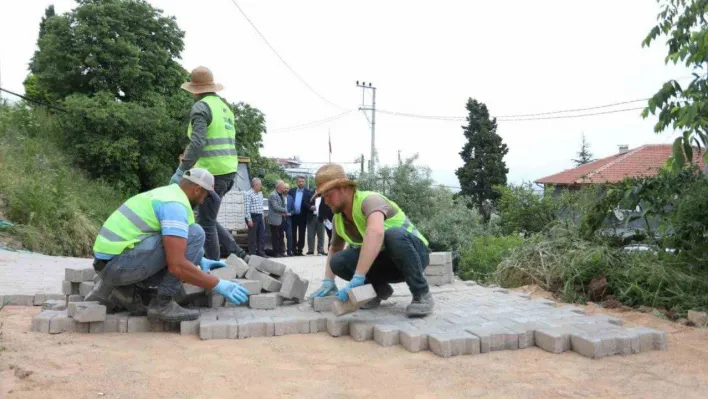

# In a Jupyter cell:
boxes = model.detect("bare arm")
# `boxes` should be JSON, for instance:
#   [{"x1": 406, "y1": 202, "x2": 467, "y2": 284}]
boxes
[
  {"x1": 163, "y1": 235, "x2": 219, "y2": 289},
  {"x1": 354, "y1": 212, "x2": 385, "y2": 276}
]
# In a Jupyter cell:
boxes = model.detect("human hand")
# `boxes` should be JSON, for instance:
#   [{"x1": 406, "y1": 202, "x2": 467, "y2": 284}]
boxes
[
  {"x1": 199, "y1": 257, "x2": 226, "y2": 272},
  {"x1": 247, "y1": 220, "x2": 253, "y2": 228},
  {"x1": 336, "y1": 274, "x2": 366, "y2": 301},
  {"x1": 213, "y1": 280, "x2": 249, "y2": 304},
  {"x1": 311, "y1": 278, "x2": 337, "y2": 298},
  {"x1": 170, "y1": 166, "x2": 184, "y2": 185}
]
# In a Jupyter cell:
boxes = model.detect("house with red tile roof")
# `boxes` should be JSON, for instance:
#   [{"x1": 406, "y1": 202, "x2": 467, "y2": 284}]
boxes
[
  {"x1": 535, "y1": 144, "x2": 705, "y2": 188},
  {"x1": 535, "y1": 144, "x2": 705, "y2": 237}
]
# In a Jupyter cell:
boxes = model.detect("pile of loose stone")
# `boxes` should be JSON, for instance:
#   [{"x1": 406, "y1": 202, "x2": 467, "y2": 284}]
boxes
[
  {"x1": 26, "y1": 251, "x2": 669, "y2": 359},
  {"x1": 424, "y1": 252, "x2": 454, "y2": 286}
]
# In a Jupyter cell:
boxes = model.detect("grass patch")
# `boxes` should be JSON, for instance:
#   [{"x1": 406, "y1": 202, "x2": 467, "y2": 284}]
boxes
[
  {"x1": 0, "y1": 104, "x2": 125, "y2": 256},
  {"x1": 494, "y1": 224, "x2": 708, "y2": 316}
]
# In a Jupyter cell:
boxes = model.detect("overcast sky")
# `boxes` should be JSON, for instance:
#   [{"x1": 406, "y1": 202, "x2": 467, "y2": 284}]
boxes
[{"x1": 0, "y1": 0, "x2": 692, "y2": 188}]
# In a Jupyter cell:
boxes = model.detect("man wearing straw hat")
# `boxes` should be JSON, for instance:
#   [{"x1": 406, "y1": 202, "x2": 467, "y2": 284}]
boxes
[
  {"x1": 309, "y1": 164, "x2": 434, "y2": 317},
  {"x1": 170, "y1": 66, "x2": 248, "y2": 263}
]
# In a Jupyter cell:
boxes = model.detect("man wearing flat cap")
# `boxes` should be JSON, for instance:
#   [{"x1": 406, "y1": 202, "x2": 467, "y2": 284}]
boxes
[
  {"x1": 309, "y1": 164, "x2": 434, "y2": 317},
  {"x1": 171, "y1": 66, "x2": 249, "y2": 264}
]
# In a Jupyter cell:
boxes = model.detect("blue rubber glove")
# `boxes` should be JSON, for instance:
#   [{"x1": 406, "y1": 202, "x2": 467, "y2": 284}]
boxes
[
  {"x1": 213, "y1": 280, "x2": 249, "y2": 305},
  {"x1": 336, "y1": 274, "x2": 366, "y2": 301},
  {"x1": 170, "y1": 166, "x2": 184, "y2": 185},
  {"x1": 199, "y1": 257, "x2": 227, "y2": 272},
  {"x1": 311, "y1": 278, "x2": 337, "y2": 298}
]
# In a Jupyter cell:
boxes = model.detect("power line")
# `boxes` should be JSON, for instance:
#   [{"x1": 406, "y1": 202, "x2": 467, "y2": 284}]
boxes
[
  {"x1": 498, "y1": 107, "x2": 645, "y2": 121},
  {"x1": 496, "y1": 99, "x2": 649, "y2": 118},
  {"x1": 226, "y1": 0, "x2": 346, "y2": 111},
  {"x1": 376, "y1": 105, "x2": 647, "y2": 122},
  {"x1": 0, "y1": 87, "x2": 70, "y2": 114},
  {"x1": 268, "y1": 110, "x2": 354, "y2": 133}
]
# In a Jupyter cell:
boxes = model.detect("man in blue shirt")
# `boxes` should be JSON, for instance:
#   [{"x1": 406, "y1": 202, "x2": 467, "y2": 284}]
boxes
[
  {"x1": 288, "y1": 176, "x2": 315, "y2": 256},
  {"x1": 88, "y1": 169, "x2": 250, "y2": 322}
]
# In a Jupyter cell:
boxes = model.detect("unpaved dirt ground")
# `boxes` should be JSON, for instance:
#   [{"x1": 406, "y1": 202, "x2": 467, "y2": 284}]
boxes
[{"x1": 0, "y1": 289, "x2": 707, "y2": 399}]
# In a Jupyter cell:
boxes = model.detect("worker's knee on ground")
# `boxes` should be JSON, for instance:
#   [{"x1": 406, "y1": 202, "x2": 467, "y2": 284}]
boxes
[{"x1": 187, "y1": 223, "x2": 206, "y2": 246}]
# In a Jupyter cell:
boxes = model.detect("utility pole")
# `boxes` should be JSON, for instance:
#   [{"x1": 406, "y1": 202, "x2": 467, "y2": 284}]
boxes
[
  {"x1": 356, "y1": 81, "x2": 376, "y2": 174},
  {"x1": 360, "y1": 154, "x2": 364, "y2": 175}
]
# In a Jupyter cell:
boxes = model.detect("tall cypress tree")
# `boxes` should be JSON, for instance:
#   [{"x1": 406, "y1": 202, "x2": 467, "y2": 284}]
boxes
[{"x1": 455, "y1": 98, "x2": 509, "y2": 223}]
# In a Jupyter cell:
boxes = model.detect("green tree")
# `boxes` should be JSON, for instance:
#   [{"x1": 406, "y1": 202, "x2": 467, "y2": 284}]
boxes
[
  {"x1": 231, "y1": 102, "x2": 267, "y2": 158},
  {"x1": 572, "y1": 133, "x2": 594, "y2": 166},
  {"x1": 248, "y1": 155, "x2": 294, "y2": 189},
  {"x1": 455, "y1": 98, "x2": 509, "y2": 222},
  {"x1": 496, "y1": 182, "x2": 558, "y2": 235},
  {"x1": 26, "y1": 0, "x2": 188, "y2": 103},
  {"x1": 641, "y1": 0, "x2": 708, "y2": 169}
]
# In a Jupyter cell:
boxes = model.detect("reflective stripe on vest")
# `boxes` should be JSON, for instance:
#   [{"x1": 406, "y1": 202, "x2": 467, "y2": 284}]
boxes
[
  {"x1": 187, "y1": 95, "x2": 238, "y2": 175},
  {"x1": 93, "y1": 184, "x2": 195, "y2": 255},
  {"x1": 333, "y1": 190, "x2": 429, "y2": 249}
]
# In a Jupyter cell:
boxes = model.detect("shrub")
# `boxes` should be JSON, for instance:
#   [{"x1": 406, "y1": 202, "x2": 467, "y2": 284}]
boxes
[
  {"x1": 458, "y1": 234, "x2": 523, "y2": 283},
  {"x1": 494, "y1": 223, "x2": 708, "y2": 316},
  {"x1": 495, "y1": 182, "x2": 558, "y2": 235},
  {"x1": 417, "y1": 189, "x2": 484, "y2": 267},
  {"x1": 0, "y1": 104, "x2": 124, "y2": 256}
]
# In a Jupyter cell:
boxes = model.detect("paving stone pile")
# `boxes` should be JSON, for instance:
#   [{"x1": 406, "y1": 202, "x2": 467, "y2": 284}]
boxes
[
  {"x1": 24, "y1": 251, "x2": 668, "y2": 359},
  {"x1": 425, "y1": 252, "x2": 454, "y2": 286}
]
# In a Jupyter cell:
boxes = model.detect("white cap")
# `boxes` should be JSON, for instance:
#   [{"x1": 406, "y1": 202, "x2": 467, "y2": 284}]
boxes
[{"x1": 182, "y1": 168, "x2": 220, "y2": 200}]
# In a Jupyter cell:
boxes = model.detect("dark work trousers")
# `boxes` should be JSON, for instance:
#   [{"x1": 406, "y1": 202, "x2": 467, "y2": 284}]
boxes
[
  {"x1": 270, "y1": 223, "x2": 284, "y2": 257},
  {"x1": 329, "y1": 227, "x2": 431, "y2": 297},
  {"x1": 194, "y1": 172, "x2": 236, "y2": 260},
  {"x1": 247, "y1": 214, "x2": 266, "y2": 256},
  {"x1": 291, "y1": 213, "x2": 308, "y2": 254}
]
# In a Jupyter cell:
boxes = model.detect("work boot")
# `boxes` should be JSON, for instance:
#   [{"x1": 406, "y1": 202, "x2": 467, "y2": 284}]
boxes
[
  {"x1": 405, "y1": 292, "x2": 434, "y2": 317},
  {"x1": 109, "y1": 285, "x2": 147, "y2": 316},
  {"x1": 147, "y1": 294, "x2": 199, "y2": 322},
  {"x1": 84, "y1": 279, "x2": 113, "y2": 307},
  {"x1": 361, "y1": 283, "x2": 394, "y2": 310}
]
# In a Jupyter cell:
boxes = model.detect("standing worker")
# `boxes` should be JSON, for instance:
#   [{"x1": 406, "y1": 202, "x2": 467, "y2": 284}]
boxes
[
  {"x1": 309, "y1": 164, "x2": 434, "y2": 317},
  {"x1": 170, "y1": 66, "x2": 248, "y2": 262},
  {"x1": 90, "y1": 168, "x2": 250, "y2": 322}
]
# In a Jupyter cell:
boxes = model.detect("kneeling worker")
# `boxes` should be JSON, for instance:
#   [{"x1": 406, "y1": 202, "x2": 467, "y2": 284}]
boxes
[
  {"x1": 91, "y1": 168, "x2": 249, "y2": 322},
  {"x1": 309, "y1": 164, "x2": 434, "y2": 317}
]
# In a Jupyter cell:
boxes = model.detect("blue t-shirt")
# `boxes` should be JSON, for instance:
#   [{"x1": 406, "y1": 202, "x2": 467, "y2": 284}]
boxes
[{"x1": 94, "y1": 201, "x2": 190, "y2": 260}]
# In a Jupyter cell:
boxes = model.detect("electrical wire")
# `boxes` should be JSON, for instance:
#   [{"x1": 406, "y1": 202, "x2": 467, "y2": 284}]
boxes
[
  {"x1": 268, "y1": 110, "x2": 354, "y2": 133},
  {"x1": 226, "y1": 0, "x2": 346, "y2": 111},
  {"x1": 498, "y1": 107, "x2": 646, "y2": 122}
]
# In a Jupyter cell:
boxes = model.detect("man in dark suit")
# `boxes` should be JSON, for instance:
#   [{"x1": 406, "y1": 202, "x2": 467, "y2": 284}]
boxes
[{"x1": 288, "y1": 175, "x2": 314, "y2": 256}]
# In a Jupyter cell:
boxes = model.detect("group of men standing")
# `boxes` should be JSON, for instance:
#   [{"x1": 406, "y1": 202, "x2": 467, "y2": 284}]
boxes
[
  {"x1": 244, "y1": 175, "x2": 333, "y2": 258},
  {"x1": 86, "y1": 66, "x2": 434, "y2": 324}
]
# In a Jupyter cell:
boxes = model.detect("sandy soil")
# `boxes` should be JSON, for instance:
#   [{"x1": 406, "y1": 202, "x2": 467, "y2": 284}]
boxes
[{"x1": 0, "y1": 291, "x2": 707, "y2": 399}]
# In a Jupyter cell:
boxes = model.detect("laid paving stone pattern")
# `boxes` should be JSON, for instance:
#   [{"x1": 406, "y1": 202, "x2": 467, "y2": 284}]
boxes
[{"x1": 19, "y1": 252, "x2": 667, "y2": 359}]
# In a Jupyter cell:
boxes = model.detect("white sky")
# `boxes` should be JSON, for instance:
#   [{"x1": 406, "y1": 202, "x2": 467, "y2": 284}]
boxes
[{"x1": 0, "y1": 0, "x2": 692, "y2": 188}]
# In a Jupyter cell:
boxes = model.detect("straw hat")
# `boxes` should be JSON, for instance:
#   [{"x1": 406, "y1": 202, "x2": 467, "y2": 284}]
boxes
[
  {"x1": 181, "y1": 66, "x2": 224, "y2": 94},
  {"x1": 311, "y1": 163, "x2": 357, "y2": 200}
]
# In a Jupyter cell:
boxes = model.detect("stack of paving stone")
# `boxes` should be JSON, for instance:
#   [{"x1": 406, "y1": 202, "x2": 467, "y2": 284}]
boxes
[
  {"x1": 180, "y1": 254, "x2": 310, "y2": 310},
  {"x1": 425, "y1": 252, "x2": 454, "y2": 286},
  {"x1": 31, "y1": 254, "x2": 311, "y2": 335},
  {"x1": 62, "y1": 267, "x2": 98, "y2": 302}
]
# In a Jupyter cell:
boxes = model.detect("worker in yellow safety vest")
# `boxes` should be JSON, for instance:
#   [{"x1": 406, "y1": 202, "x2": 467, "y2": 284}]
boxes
[
  {"x1": 170, "y1": 66, "x2": 249, "y2": 263},
  {"x1": 89, "y1": 168, "x2": 249, "y2": 322},
  {"x1": 309, "y1": 164, "x2": 434, "y2": 317}
]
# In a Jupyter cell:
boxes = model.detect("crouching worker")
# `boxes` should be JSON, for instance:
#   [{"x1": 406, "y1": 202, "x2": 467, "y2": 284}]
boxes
[
  {"x1": 309, "y1": 164, "x2": 434, "y2": 317},
  {"x1": 88, "y1": 168, "x2": 249, "y2": 322}
]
